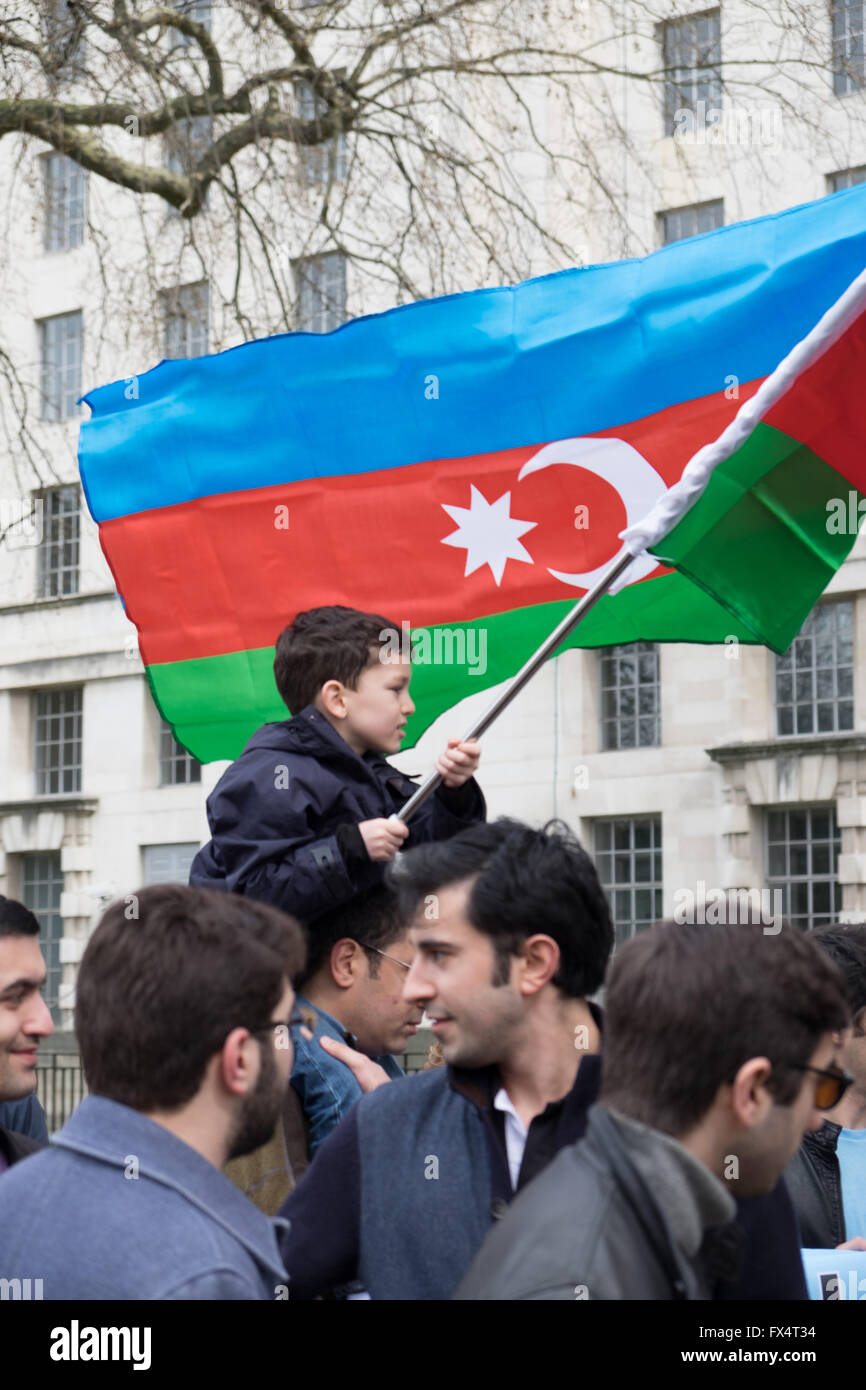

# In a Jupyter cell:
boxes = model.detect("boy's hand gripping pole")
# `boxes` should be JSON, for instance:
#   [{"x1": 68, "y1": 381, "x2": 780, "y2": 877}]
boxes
[{"x1": 393, "y1": 549, "x2": 635, "y2": 825}]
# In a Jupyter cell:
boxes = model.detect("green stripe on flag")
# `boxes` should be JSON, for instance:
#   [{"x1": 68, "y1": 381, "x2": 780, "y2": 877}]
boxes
[
  {"x1": 148, "y1": 571, "x2": 761, "y2": 762},
  {"x1": 654, "y1": 423, "x2": 862, "y2": 652}
]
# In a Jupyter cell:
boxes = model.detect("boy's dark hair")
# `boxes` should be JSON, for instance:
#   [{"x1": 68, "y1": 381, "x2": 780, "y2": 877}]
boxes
[
  {"x1": 810, "y1": 924, "x2": 866, "y2": 1022},
  {"x1": 387, "y1": 817, "x2": 614, "y2": 998},
  {"x1": 0, "y1": 895, "x2": 40, "y2": 938},
  {"x1": 274, "y1": 605, "x2": 400, "y2": 715},
  {"x1": 600, "y1": 920, "x2": 850, "y2": 1135},
  {"x1": 297, "y1": 886, "x2": 406, "y2": 990},
  {"x1": 76, "y1": 885, "x2": 306, "y2": 1112}
]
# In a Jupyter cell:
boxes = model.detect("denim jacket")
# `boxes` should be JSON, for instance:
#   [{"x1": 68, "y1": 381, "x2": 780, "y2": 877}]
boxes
[
  {"x1": 291, "y1": 996, "x2": 404, "y2": 1157},
  {"x1": 0, "y1": 1095, "x2": 289, "y2": 1299}
]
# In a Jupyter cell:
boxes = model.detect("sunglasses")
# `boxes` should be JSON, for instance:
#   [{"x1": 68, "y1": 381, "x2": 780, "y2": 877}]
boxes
[{"x1": 788, "y1": 1062, "x2": 853, "y2": 1110}]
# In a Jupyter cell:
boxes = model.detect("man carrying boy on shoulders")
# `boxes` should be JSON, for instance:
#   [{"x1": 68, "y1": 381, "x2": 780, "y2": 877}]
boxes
[{"x1": 190, "y1": 605, "x2": 485, "y2": 923}]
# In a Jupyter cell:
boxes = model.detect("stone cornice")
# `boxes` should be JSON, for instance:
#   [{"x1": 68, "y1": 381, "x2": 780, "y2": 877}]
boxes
[
  {"x1": 0, "y1": 591, "x2": 117, "y2": 618},
  {"x1": 707, "y1": 733, "x2": 866, "y2": 764},
  {"x1": 0, "y1": 798, "x2": 98, "y2": 816}
]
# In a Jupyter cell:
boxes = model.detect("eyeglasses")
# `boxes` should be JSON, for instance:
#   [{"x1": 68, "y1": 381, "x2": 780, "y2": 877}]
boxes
[
  {"x1": 789, "y1": 1062, "x2": 853, "y2": 1110},
  {"x1": 371, "y1": 948, "x2": 412, "y2": 971}
]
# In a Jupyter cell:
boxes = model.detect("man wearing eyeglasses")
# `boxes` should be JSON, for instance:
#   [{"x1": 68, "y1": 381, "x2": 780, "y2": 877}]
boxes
[
  {"x1": 279, "y1": 820, "x2": 848, "y2": 1301},
  {"x1": 786, "y1": 923, "x2": 866, "y2": 1251},
  {"x1": 289, "y1": 886, "x2": 423, "y2": 1162},
  {"x1": 457, "y1": 917, "x2": 850, "y2": 1300}
]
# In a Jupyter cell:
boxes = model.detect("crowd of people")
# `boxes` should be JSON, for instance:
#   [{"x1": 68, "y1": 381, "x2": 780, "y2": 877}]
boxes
[{"x1": 0, "y1": 605, "x2": 864, "y2": 1300}]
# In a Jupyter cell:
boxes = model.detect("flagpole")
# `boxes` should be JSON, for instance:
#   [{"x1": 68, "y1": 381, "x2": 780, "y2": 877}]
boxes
[{"x1": 395, "y1": 548, "x2": 636, "y2": 824}]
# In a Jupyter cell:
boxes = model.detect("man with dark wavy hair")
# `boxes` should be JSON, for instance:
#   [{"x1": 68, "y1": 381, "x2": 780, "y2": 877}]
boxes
[
  {"x1": 279, "y1": 816, "x2": 616, "y2": 1299},
  {"x1": 457, "y1": 918, "x2": 849, "y2": 1300},
  {"x1": 0, "y1": 884, "x2": 306, "y2": 1300}
]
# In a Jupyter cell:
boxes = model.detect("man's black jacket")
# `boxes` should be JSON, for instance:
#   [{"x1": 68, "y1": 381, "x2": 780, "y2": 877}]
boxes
[{"x1": 785, "y1": 1122, "x2": 846, "y2": 1247}]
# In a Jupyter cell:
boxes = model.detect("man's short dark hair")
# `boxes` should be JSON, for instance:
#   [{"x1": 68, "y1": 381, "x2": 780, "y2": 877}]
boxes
[
  {"x1": 273, "y1": 605, "x2": 400, "y2": 715},
  {"x1": 810, "y1": 924, "x2": 866, "y2": 1021},
  {"x1": 76, "y1": 885, "x2": 306, "y2": 1112},
  {"x1": 297, "y1": 886, "x2": 407, "y2": 990},
  {"x1": 387, "y1": 817, "x2": 614, "y2": 998},
  {"x1": 600, "y1": 920, "x2": 850, "y2": 1135},
  {"x1": 0, "y1": 896, "x2": 40, "y2": 938}
]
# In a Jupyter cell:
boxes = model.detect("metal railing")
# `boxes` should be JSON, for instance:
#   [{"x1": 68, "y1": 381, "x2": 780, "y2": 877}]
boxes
[
  {"x1": 35, "y1": 1033, "x2": 86, "y2": 1134},
  {"x1": 32, "y1": 1026, "x2": 438, "y2": 1136}
]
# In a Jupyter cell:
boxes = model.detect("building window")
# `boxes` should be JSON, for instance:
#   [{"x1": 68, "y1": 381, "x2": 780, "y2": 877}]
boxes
[
  {"x1": 164, "y1": 115, "x2": 213, "y2": 177},
  {"x1": 594, "y1": 817, "x2": 663, "y2": 947},
  {"x1": 832, "y1": 0, "x2": 865, "y2": 97},
  {"x1": 37, "y1": 484, "x2": 80, "y2": 599},
  {"x1": 659, "y1": 199, "x2": 724, "y2": 245},
  {"x1": 766, "y1": 807, "x2": 841, "y2": 929},
  {"x1": 162, "y1": 282, "x2": 210, "y2": 358},
  {"x1": 828, "y1": 165, "x2": 866, "y2": 191},
  {"x1": 660, "y1": 8, "x2": 721, "y2": 135},
  {"x1": 160, "y1": 721, "x2": 202, "y2": 785},
  {"x1": 43, "y1": 153, "x2": 86, "y2": 252},
  {"x1": 296, "y1": 78, "x2": 348, "y2": 185},
  {"x1": 775, "y1": 601, "x2": 853, "y2": 736},
  {"x1": 44, "y1": 0, "x2": 86, "y2": 69},
  {"x1": 293, "y1": 252, "x2": 347, "y2": 333},
  {"x1": 20, "y1": 854, "x2": 64, "y2": 1024},
  {"x1": 34, "y1": 688, "x2": 82, "y2": 796},
  {"x1": 171, "y1": 0, "x2": 212, "y2": 45},
  {"x1": 600, "y1": 642, "x2": 660, "y2": 749},
  {"x1": 39, "y1": 310, "x2": 82, "y2": 421},
  {"x1": 142, "y1": 843, "x2": 201, "y2": 885}
]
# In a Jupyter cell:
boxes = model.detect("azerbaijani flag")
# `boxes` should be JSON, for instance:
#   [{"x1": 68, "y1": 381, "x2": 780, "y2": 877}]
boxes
[{"x1": 78, "y1": 184, "x2": 866, "y2": 762}]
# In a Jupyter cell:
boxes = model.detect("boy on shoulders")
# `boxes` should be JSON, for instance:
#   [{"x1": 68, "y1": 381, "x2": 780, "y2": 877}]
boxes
[{"x1": 190, "y1": 605, "x2": 485, "y2": 923}]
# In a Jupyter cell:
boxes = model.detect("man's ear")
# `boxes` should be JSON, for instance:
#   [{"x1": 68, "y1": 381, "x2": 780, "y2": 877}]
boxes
[
  {"x1": 729, "y1": 1056, "x2": 774, "y2": 1128},
  {"x1": 330, "y1": 938, "x2": 363, "y2": 990},
  {"x1": 319, "y1": 680, "x2": 347, "y2": 720},
  {"x1": 218, "y1": 1027, "x2": 260, "y2": 1098},
  {"x1": 517, "y1": 934, "x2": 560, "y2": 996}
]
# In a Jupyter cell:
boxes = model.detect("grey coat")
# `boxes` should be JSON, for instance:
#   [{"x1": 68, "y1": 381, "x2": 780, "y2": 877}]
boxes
[{"x1": 455, "y1": 1105, "x2": 743, "y2": 1301}]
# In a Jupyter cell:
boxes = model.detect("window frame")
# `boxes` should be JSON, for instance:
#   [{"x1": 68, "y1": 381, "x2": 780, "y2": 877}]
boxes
[
  {"x1": 600, "y1": 642, "x2": 661, "y2": 750},
  {"x1": 159, "y1": 720, "x2": 202, "y2": 785},
  {"x1": 162, "y1": 281, "x2": 210, "y2": 359},
  {"x1": 660, "y1": 8, "x2": 722, "y2": 136},
  {"x1": 36, "y1": 483, "x2": 80, "y2": 600},
  {"x1": 774, "y1": 600, "x2": 854, "y2": 738},
  {"x1": 43, "y1": 152, "x2": 87, "y2": 253},
  {"x1": 765, "y1": 806, "x2": 842, "y2": 930},
  {"x1": 594, "y1": 815, "x2": 664, "y2": 947},
  {"x1": 38, "y1": 310, "x2": 83, "y2": 422},
  {"x1": 293, "y1": 251, "x2": 347, "y2": 333},
  {"x1": 33, "y1": 686, "x2": 83, "y2": 797}
]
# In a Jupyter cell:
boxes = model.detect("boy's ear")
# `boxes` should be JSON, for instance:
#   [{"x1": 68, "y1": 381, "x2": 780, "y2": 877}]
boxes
[{"x1": 319, "y1": 679, "x2": 348, "y2": 720}]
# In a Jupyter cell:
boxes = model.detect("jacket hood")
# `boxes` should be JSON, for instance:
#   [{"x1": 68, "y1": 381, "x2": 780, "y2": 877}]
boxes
[{"x1": 242, "y1": 706, "x2": 362, "y2": 761}]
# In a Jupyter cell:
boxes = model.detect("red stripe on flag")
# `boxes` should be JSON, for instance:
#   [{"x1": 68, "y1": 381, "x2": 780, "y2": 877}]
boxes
[
  {"x1": 766, "y1": 305, "x2": 866, "y2": 489},
  {"x1": 102, "y1": 379, "x2": 762, "y2": 666}
]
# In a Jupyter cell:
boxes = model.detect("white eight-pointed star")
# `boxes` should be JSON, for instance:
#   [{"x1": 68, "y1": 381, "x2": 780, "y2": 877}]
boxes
[{"x1": 441, "y1": 484, "x2": 537, "y2": 587}]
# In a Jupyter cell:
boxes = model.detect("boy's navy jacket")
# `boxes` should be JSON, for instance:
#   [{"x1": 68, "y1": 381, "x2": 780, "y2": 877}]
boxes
[{"x1": 189, "y1": 705, "x2": 486, "y2": 922}]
